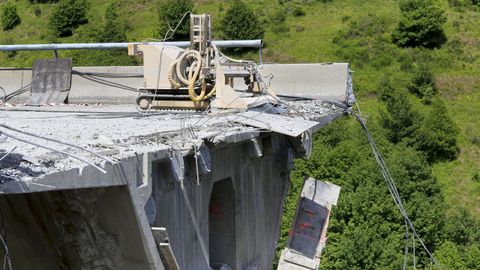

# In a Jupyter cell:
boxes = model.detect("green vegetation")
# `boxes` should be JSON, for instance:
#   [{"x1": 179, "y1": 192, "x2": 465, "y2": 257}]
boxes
[
  {"x1": 380, "y1": 90, "x2": 419, "y2": 144},
  {"x1": 79, "y1": 1, "x2": 135, "y2": 66},
  {"x1": 49, "y1": 0, "x2": 88, "y2": 37},
  {"x1": 408, "y1": 64, "x2": 437, "y2": 104},
  {"x1": 96, "y1": 1, "x2": 126, "y2": 43},
  {"x1": 278, "y1": 118, "x2": 447, "y2": 269},
  {"x1": 219, "y1": 0, "x2": 264, "y2": 40},
  {"x1": 392, "y1": 0, "x2": 447, "y2": 48},
  {"x1": 28, "y1": 0, "x2": 59, "y2": 3},
  {"x1": 157, "y1": 0, "x2": 193, "y2": 40},
  {"x1": 0, "y1": 0, "x2": 479, "y2": 269},
  {"x1": 1, "y1": 4, "x2": 21, "y2": 31},
  {"x1": 415, "y1": 99, "x2": 459, "y2": 163}
]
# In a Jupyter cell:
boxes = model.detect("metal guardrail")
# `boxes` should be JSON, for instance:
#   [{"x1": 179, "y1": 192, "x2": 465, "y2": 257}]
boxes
[{"x1": 0, "y1": 40, "x2": 262, "y2": 51}]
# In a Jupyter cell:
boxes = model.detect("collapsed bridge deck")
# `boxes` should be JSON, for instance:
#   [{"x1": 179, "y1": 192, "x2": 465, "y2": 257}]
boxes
[{"x1": 0, "y1": 63, "x2": 352, "y2": 270}]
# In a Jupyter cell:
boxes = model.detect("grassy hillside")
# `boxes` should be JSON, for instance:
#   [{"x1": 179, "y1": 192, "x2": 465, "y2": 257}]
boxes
[{"x1": 1, "y1": 0, "x2": 480, "y2": 268}]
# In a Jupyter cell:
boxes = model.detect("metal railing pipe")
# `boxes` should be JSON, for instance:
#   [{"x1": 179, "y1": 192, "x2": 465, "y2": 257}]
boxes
[{"x1": 0, "y1": 40, "x2": 262, "y2": 51}]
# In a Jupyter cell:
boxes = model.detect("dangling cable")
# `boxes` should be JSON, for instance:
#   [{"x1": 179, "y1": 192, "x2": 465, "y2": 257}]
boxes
[{"x1": 351, "y1": 102, "x2": 443, "y2": 269}]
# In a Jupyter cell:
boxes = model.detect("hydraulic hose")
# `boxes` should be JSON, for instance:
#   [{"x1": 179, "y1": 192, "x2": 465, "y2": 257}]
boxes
[{"x1": 177, "y1": 50, "x2": 202, "y2": 85}]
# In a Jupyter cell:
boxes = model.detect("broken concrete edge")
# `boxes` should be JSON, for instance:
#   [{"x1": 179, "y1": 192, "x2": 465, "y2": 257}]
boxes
[
  {"x1": 0, "y1": 104, "x2": 347, "y2": 270},
  {"x1": 277, "y1": 178, "x2": 341, "y2": 270},
  {"x1": 0, "y1": 132, "x2": 255, "y2": 270},
  {"x1": 0, "y1": 107, "x2": 347, "y2": 194}
]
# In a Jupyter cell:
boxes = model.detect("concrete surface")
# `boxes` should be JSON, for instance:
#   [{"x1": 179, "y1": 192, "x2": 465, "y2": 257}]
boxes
[{"x1": 0, "y1": 64, "x2": 353, "y2": 104}]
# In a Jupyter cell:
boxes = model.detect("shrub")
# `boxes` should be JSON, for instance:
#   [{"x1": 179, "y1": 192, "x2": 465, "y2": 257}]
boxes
[
  {"x1": 332, "y1": 14, "x2": 392, "y2": 68},
  {"x1": 157, "y1": 0, "x2": 193, "y2": 40},
  {"x1": 472, "y1": 172, "x2": 480, "y2": 183},
  {"x1": 392, "y1": 0, "x2": 447, "y2": 48},
  {"x1": 414, "y1": 99, "x2": 458, "y2": 162},
  {"x1": 295, "y1": 25, "x2": 305, "y2": 32},
  {"x1": 377, "y1": 75, "x2": 395, "y2": 102},
  {"x1": 449, "y1": 0, "x2": 479, "y2": 7},
  {"x1": 81, "y1": 1, "x2": 135, "y2": 66},
  {"x1": 380, "y1": 90, "x2": 420, "y2": 144},
  {"x1": 96, "y1": 1, "x2": 126, "y2": 43},
  {"x1": 2, "y1": 4, "x2": 21, "y2": 31},
  {"x1": 408, "y1": 64, "x2": 437, "y2": 104},
  {"x1": 269, "y1": 8, "x2": 289, "y2": 34},
  {"x1": 49, "y1": 0, "x2": 89, "y2": 37},
  {"x1": 34, "y1": 6, "x2": 42, "y2": 17},
  {"x1": 220, "y1": 0, "x2": 264, "y2": 40},
  {"x1": 292, "y1": 7, "x2": 305, "y2": 17},
  {"x1": 469, "y1": 134, "x2": 480, "y2": 145},
  {"x1": 443, "y1": 209, "x2": 480, "y2": 245}
]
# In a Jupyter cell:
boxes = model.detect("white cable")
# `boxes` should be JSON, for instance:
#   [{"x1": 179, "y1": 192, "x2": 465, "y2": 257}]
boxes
[
  {"x1": 180, "y1": 179, "x2": 210, "y2": 266},
  {"x1": 0, "y1": 124, "x2": 113, "y2": 163},
  {"x1": 0, "y1": 130, "x2": 107, "y2": 174},
  {"x1": 353, "y1": 105, "x2": 443, "y2": 269}
]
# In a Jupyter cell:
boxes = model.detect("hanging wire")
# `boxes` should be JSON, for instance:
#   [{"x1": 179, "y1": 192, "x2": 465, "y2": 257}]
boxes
[
  {"x1": 0, "y1": 124, "x2": 113, "y2": 163},
  {"x1": 0, "y1": 207, "x2": 11, "y2": 270},
  {"x1": 72, "y1": 71, "x2": 138, "y2": 92},
  {"x1": 352, "y1": 102, "x2": 442, "y2": 270},
  {"x1": 0, "y1": 130, "x2": 107, "y2": 174},
  {"x1": 0, "y1": 87, "x2": 6, "y2": 102},
  {"x1": 1, "y1": 84, "x2": 31, "y2": 103},
  {"x1": 179, "y1": 178, "x2": 210, "y2": 266},
  {"x1": 0, "y1": 147, "x2": 16, "y2": 163}
]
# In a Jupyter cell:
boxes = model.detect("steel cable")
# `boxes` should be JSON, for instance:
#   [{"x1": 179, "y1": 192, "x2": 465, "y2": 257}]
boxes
[
  {"x1": 353, "y1": 106, "x2": 442, "y2": 269},
  {"x1": 0, "y1": 124, "x2": 113, "y2": 163},
  {"x1": 0, "y1": 130, "x2": 107, "y2": 174}
]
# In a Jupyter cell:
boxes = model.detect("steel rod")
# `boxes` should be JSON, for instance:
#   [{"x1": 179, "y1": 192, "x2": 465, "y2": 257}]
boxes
[{"x1": 0, "y1": 40, "x2": 262, "y2": 51}]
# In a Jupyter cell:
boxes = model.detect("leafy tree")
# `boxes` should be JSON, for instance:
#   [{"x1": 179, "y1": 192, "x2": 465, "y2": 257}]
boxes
[
  {"x1": 380, "y1": 90, "x2": 420, "y2": 144},
  {"x1": 414, "y1": 99, "x2": 458, "y2": 162},
  {"x1": 408, "y1": 64, "x2": 436, "y2": 104},
  {"x1": 76, "y1": 1, "x2": 135, "y2": 66},
  {"x1": 96, "y1": 1, "x2": 126, "y2": 43},
  {"x1": 443, "y1": 209, "x2": 480, "y2": 246},
  {"x1": 377, "y1": 75, "x2": 395, "y2": 102},
  {"x1": 392, "y1": 0, "x2": 447, "y2": 48},
  {"x1": 464, "y1": 245, "x2": 480, "y2": 269},
  {"x1": 49, "y1": 0, "x2": 89, "y2": 37},
  {"x1": 220, "y1": 0, "x2": 264, "y2": 40},
  {"x1": 275, "y1": 117, "x2": 447, "y2": 269},
  {"x1": 434, "y1": 241, "x2": 469, "y2": 270},
  {"x1": 157, "y1": 0, "x2": 193, "y2": 40},
  {"x1": 292, "y1": 7, "x2": 305, "y2": 17},
  {"x1": 1, "y1": 4, "x2": 21, "y2": 31}
]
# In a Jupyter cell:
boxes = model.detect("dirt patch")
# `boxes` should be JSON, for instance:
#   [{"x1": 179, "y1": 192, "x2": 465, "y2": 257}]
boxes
[{"x1": 436, "y1": 74, "x2": 480, "y2": 99}]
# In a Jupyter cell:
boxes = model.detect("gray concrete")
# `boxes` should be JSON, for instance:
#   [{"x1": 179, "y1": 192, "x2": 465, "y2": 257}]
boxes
[
  {"x1": 0, "y1": 64, "x2": 352, "y2": 104},
  {"x1": 0, "y1": 66, "x2": 143, "y2": 104},
  {"x1": 152, "y1": 134, "x2": 292, "y2": 269},
  {"x1": 259, "y1": 63, "x2": 351, "y2": 101},
  {"x1": 0, "y1": 186, "x2": 153, "y2": 269}
]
